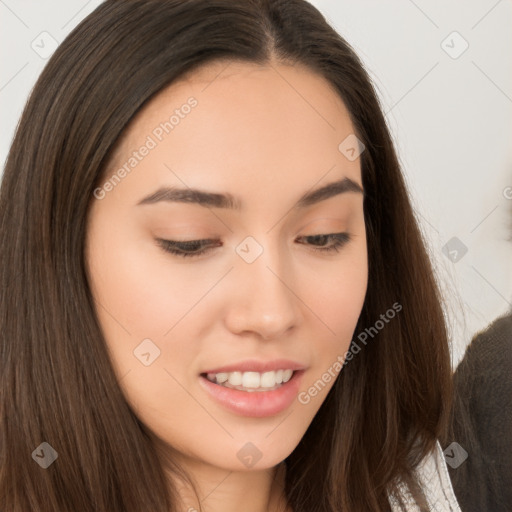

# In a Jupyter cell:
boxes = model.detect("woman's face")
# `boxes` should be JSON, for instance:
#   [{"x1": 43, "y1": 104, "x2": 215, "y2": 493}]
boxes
[{"x1": 85, "y1": 59, "x2": 368, "y2": 472}]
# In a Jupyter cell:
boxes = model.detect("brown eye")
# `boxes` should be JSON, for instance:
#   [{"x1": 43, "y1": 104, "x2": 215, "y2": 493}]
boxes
[
  {"x1": 297, "y1": 233, "x2": 351, "y2": 253},
  {"x1": 156, "y1": 238, "x2": 221, "y2": 258}
]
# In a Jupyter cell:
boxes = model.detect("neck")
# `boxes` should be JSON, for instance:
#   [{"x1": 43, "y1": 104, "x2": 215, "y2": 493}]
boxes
[{"x1": 170, "y1": 459, "x2": 289, "y2": 512}]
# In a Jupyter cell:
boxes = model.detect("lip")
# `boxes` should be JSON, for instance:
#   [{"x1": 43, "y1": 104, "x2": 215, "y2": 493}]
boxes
[
  {"x1": 198, "y1": 369, "x2": 306, "y2": 418},
  {"x1": 201, "y1": 359, "x2": 307, "y2": 374}
]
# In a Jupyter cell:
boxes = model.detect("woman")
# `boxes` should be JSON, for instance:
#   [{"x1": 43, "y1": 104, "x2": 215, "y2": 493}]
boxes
[{"x1": 0, "y1": 1, "x2": 461, "y2": 510}]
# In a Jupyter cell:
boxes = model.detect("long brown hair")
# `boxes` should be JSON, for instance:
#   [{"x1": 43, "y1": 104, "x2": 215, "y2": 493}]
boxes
[{"x1": 0, "y1": 1, "x2": 452, "y2": 510}]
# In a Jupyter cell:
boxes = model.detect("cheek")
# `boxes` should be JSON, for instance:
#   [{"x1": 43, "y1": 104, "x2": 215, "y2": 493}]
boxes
[
  {"x1": 85, "y1": 217, "x2": 212, "y2": 388},
  {"x1": 306, "y1": 242, "x2": 368, "y2": 347},
  {"x1": 85, "y1": 220, "x2": 207, "y2": 425},
  {"x1": 294, "y1": 248, "x2": 367, "y2": 414},
  {"x1": 330, "y1": 265, "x2": 367, "y2": 338},
  {"x1": 87, "y1": 222, "x2": 206, "y2": 337}
]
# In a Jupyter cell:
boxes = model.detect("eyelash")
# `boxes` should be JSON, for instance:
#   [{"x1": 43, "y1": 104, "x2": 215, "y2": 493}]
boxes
[{"x1": 156, "y1": 233, "x2": 351, "y2": 259}]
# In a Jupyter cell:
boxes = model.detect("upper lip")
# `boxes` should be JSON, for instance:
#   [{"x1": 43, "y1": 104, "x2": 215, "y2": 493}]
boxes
[{"x1": 201, "y1": 359, "x2": 307, "y2": 374}]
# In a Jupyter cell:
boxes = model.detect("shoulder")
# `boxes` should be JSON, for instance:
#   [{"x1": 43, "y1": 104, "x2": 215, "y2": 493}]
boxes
[
  {"x1": 452, "y1": 311, "x2": 512, "y2": 450},
  {"x1": 456, "y1": 312, "x2": 512, "y2": 377},
  {"x1": 448, "y1": 311, "x2": 512, "y2": 510},
  {"x1": 389, "y1": 441, "x2": 462, "y2": 512}
]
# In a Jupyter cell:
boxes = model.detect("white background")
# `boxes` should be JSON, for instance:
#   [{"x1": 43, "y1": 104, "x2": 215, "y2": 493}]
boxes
[{"x1": 1, "y1": 0, "x2": 511, "y2": 367}]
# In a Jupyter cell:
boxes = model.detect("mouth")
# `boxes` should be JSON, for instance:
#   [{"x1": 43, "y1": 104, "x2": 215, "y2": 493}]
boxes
[
  {"x1": 198, "y1": 369, "x2": 306, "y2": 418},
  {"x1": 200, "y1": 368, "x2": 297, "y2": 392}
]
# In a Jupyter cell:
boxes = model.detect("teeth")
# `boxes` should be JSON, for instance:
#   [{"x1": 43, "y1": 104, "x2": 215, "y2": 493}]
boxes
[
  {"x1": 242, "y1": 372, "x2": 260, "y2": 388},
  {"x1": 228, "y1": 371, "x2": 243, "y2": 386},
  {"x1": 282, "y1": 369, "x2": 293, "y2": 382},
  {"x1": 205, "y1": 369, "x2": 295, "y2": 390}
]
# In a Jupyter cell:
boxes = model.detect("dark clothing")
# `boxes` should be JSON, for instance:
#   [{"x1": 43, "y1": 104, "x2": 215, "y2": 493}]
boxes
[{"x1": 447, "y1": 312, "x2": 512, "y2": 512}]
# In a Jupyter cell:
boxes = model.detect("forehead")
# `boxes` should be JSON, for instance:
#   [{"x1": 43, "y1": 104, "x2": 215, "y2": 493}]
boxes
[{"x1": 104, "y1": 59, "x2": 362, "y2": 204}]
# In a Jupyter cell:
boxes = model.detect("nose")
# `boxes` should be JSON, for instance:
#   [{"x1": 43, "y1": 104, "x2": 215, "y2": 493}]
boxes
[{"x1": 223, "y1": 241, "x2": 303, "y2": 340}]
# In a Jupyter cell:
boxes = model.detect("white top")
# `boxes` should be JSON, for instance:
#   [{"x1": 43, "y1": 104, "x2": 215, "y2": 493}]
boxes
[{"x1": 389, "y1": 441, "x2": 462, "y2": 511}]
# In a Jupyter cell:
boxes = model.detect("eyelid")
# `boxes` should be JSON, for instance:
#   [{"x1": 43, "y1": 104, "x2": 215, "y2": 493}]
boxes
[{"x1": 156, "y1": 232, "x2": 351, "y2": 259}]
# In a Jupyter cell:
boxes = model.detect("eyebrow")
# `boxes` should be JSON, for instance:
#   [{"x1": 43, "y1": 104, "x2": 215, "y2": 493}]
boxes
[{"x1": 136, "y1": 177, "x2": 363, "y2": 210}]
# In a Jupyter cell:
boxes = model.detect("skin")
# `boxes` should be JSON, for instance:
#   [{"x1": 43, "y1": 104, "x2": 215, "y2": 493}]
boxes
[{"x1": 85, "y1": 58, "x2": 368, "y2": 512}]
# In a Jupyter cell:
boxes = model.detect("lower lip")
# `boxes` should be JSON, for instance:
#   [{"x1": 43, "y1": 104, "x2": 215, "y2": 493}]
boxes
[{"x1": 198, "y1": 370, "x2": 305, "y2": 418}]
